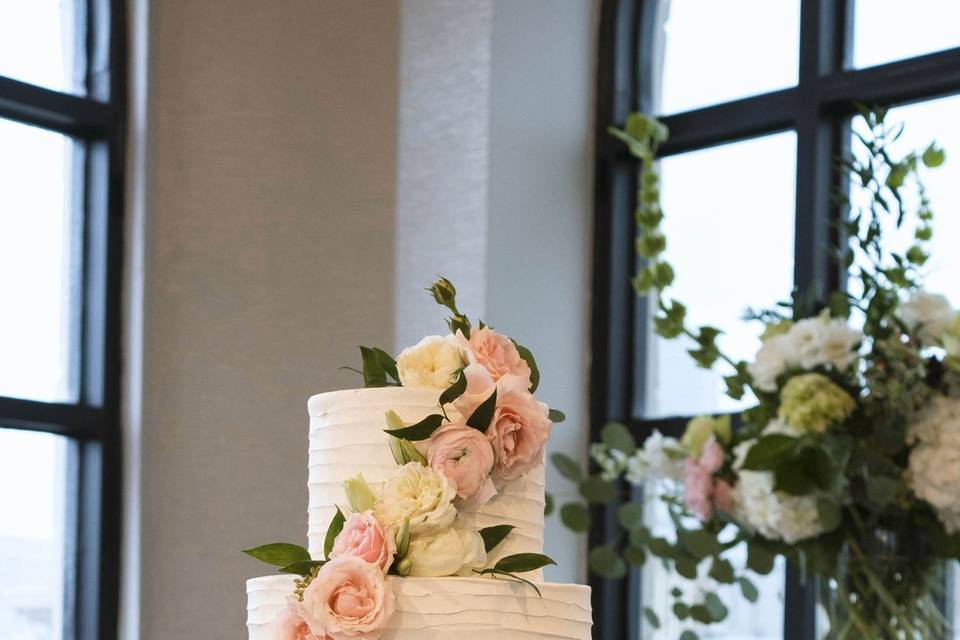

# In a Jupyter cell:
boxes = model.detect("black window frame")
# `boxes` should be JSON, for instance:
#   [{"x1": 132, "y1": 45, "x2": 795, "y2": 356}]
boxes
[
  {"x1": 0, "y1": 1, "x2": 126, "y2": 639},
  {"x1": 591, "y1": 1, "x2": 960, "y2": 638}
]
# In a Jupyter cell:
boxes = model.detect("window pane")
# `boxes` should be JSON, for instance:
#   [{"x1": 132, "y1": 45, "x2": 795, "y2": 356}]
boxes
[
  {"x1": 0, "y1": 119, "x2": 81, "y2": 403},
  {"x1": 0, "y1": 429, "x2": 68, "y2": 640},
  {"x1": 853, "y1": 1, "x2": 960, "y2": 69},
  {"x1": 0, "y1": 0, "x2": 84, "y2": 94},
  {"x1": 640, "y1": 483, "x2": 786, "y2": 639},
  {"x1": 651, "y1": 0, "x2": 800, "y2": 115},
  {"x1": 641, "y1": 132, "x2": 796, "y2": 419}
]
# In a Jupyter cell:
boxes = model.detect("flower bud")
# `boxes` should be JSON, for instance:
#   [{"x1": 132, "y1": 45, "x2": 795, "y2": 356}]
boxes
[{"x1": 343, "y1": 475, "x2": 376, "y2": 513}]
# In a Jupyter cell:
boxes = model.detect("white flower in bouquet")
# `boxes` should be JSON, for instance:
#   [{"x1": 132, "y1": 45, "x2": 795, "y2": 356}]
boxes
[
  {"x1": 404, "y1": 525, "x2": 487, "y2": 577},
  {"x1": 898, "y1": 291, "x2": 954, "y2": 345},
  {"x1": 908, "y1": 397, "x2": 960, "y2": 533},
  {"x1": 374, "y1": 462, "x2": 458, "y2": 534},
  {"x1": 748, "y1": 334, "x2": 792, "y2": 392},
  {"x1": 643, "y1": 430, "x2": 685, "y2": 482},
  {"x1": 396, "y1": 335, "x2": 465, "y2": 389},
  {"x1": 787, "y1": 313, "x2": 862, "y2": 372},
  {"x1": 732, "y1": 421, "x2": 824, "y2": 544}
]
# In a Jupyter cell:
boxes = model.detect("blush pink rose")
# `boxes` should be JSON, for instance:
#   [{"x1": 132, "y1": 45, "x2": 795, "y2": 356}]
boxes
[
  {"x1": 713, "y1": 479, "x2": 735, "y2": 515},
  {"x1": 329, "y1": 512, "x2": 396, "y2": 573},
  {"x1": 683, "y1": 458, "x2": 715, "y2": 521},
  {"x1": 699, "y1": 438, "x2": 725, "y2": 473},
  {"x1": 301, "y1": 556, "x2": 394, "y2": 640},
  {"x1": 426, "y1": 423, "x2": 497, "y2": 505},
  {"x1": 278, "y1": 604, "x2": 327, "y2": 640},
  {"x1": 483, "y1": 374, "x2": 552, "y2": 481},
  {"x1": 452, "y1": 328, "x2": 532, "y2": 388}
]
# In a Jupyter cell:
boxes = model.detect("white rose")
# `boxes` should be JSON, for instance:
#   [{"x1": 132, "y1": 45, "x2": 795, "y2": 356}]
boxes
[
  {"x1": 374, "y1": 462, "x2": 457, "y2": 534},
  {"x1": 899, "y1": 291, "x2": 954, "y2": 345},
  {"x1": 816, "y1": 318, "x2": 861, "y2": 371},
  {"x1": 396, "y1": 335, "x2": 465, "y2": 389},
  {"x1": 405, "y1": 525, "x2": 487, "y2": 577},
  {"x1": 778, "y1": 312, "x2": 860, "y2": 372},
  {"x1": 786, "y1": 317, "x2": 825, "y2": 370},
  {"x1": 748, "y1": 334, "x2": 791, "y2": 392}
]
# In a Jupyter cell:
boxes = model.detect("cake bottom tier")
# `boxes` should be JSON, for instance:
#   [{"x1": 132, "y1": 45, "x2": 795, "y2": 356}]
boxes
[{"x1": 247, "y1": 574, "x2": 592, "y2": 640}]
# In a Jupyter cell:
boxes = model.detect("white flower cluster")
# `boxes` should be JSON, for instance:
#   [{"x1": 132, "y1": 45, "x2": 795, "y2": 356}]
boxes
[
  {"x1": 731, "y1": 421, "x2": 824, "y2": 544},
  {"x1": 898, "y1": 291, "x2": 955, "y2": 345},
  {"x1": 591, "y1": 430, "x2": 685, "y2": 486},
  {"x1": 748, "y1": 312, "x2": 862, "y2": 392},
  {"x1": 908, "y1": 397, "x2": 960, "y2": 534}
]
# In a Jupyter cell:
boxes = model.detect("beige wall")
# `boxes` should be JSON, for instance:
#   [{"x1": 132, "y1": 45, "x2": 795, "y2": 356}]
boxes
[{"x1": 131, "y1": 2, "x2": 400, "y2": 638}]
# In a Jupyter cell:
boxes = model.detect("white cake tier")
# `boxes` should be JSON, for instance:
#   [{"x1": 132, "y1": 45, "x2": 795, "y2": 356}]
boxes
[
  {"x1": 307, "y1": 387, "x2": 546, "y2": 566},
  {"x1": 247, "y1": 574, "x2": 592, "y2": 640}
]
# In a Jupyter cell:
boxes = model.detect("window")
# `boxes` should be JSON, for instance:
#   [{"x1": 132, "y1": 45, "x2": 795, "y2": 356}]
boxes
[
  {"x1": 592, "y1": 1, "x2": 960, "y2": 638},
  {"x1": 0, "y1": 1, "x2": 126, "y2": 639}
]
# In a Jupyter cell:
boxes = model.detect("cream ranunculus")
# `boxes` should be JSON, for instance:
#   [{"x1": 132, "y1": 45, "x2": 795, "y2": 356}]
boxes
[
  {"x1": 405, "y1": 525, "x2": 487, "y2": 577},
  {"x1": 373, "y1": 462, "x2": 457, "y2": 535},
  {"x1": 396, "y1": 335, "x2": 465, "y2": 389},
  {"x1": 899, "y1": 291, "x2": 954, "y2": 345}
]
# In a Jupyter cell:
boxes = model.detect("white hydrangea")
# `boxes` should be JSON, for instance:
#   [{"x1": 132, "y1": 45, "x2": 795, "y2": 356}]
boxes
[
  {"x1": 899, "y1": 291, "x2": 954, "y2": 345},
  {"x1": 748, "y1": 312, "x2": 861, "y2": 392},
  {"x1": 908, "y1": 396, "x2": 960, "y2": 533},
  {"x1": 589, "y1": 430, "x2": 684, "y2": 486},
  {"x1": 732, "y1": 421, "x2": 824, "y2": 544}
]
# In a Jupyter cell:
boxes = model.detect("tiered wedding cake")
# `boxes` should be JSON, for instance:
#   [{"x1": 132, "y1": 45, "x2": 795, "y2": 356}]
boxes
[{"x1": 245, "y1": 280, "x2": 592, "y2": 639}]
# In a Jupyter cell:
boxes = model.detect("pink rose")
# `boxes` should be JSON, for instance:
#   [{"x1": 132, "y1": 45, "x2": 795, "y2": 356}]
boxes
[
  {"x1": 426, "y1": 423, "x2": 497, "y2": 505},
  {"x1": 699, "y1": 438, "x2": 725, "y2": 473},
  {"x1": 484, "y1": 374, "x2": 552, "y2": 481},
  {"x1": 683, "y1": 458, "x2": 715, "y2": 521},
  {"x1": 278, "y1": 604, "x2": 327, "y2": 640},
  {"x1": 452, "y1": 328, "x2": 532, "y2": 388},
  {"x1": 301, "y1": 556, "x2": 394, "y2": 640},
  {"x1": 713, "y1": 479, "x2": 735, "y2": 514},
  {"x1": 329, "y1": 512, "x2": 396, "y2": 573}
]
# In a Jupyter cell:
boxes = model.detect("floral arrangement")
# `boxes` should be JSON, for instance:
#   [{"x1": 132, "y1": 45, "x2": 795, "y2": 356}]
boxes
[
  {"x1": 245, "y1": 279, "x2": 559, "y2": 640},
  {"x1": 553, "y1": 111, "x2": 959, "y2": 638}
]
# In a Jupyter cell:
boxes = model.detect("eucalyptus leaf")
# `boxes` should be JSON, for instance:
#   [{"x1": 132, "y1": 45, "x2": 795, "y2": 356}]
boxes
[
  {"x1": 643, "y1": 607, "x2": 661, "y2": 629},
  {"x1": 579, "y1": 477, "x2": 617, "y2": 504},
  {"x1": 675, "y1": 555, "x2": 699, "y2": 579},
  {"x1": 560, "y1": 502, "x2": 591, "y2": 532},
  {"x1": 708, "y1": 557, "x2": 735, "y2": 584},
  {"x1": 747, "y1": 545, "x2": 775, "y2": 575},
  {"x1": 617, "y1": 502, "x2": 645, "y2": 530},
  {"x1": 623, "y1": 545, "x2": 647, "y2": 566},
  {"x1": 679, "y1": 631, "x2": 699, "y2": 640},
  {"x1": 589, "y1": 546, "x2": 626, "y2": 578},
  {"x1": 551, "y1": 453, "x2": 584, "y2": 482},
  {"x1": 677, "y1": 529, "x2": 721, "y2": 560},
  {"x1": 601, "y1": 421, "x2": 636, "y2": 454},
  {"x1": 548, "y1": 408, "x2": 566, "y2": 423},
  {"x1": 738, "y1": 577, "x2": 759, "y2": 602},
  {"x1": 704, "y1": 593, "x2": 728, "y2": 622}
]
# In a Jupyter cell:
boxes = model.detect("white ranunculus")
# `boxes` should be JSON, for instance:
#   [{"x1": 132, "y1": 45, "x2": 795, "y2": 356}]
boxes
[
  {"x1": 396, "y1": 335, "x2": 465, "y2": 389},
  {"x1": 374, "y1": 462, "x2": 457, "y2": 535},
  {"x1": 899, "y1": 291, "x2": 954, "y2": 345},
  {"x1": 908, "y1": 397, "x2": 960, "y2": 533},
  {"x1": 405, "y1": 525, "x2": 487, "y2": 577},
  {"x1": 732, "y1": 422, "x2": 824, "y2": 544},
  {"x1": 748, "y1": 334, "x2": 791, "y2": 392}
]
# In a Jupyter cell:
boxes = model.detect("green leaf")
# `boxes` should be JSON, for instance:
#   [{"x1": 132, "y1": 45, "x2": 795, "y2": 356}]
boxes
[
  {"x1": 704, "y1": 592, "x2": 728, "y2": 622},
  {"x1": 922, "y1": 143, "x2": 946, "y2": 168},
  {"x1": 559, "y1": 502, "x2": 591, "y2": 532},
  {"x1": 677, "y1": 529, "x2": 721, "y2": 560},
  {"x1": 747, "y1": 545, "x2": 775, "y2": 575},
  {"x1": 395, "y1": 519, "x2": 410, "y2": 559},
  {"x1": 679, "y1": 631, "x2": 699, "y2": 640},
  {"x1": 708, "y1": 557, "x2": 735, "y2": 584},
  {"x1": 673, "y1": 602, "x2": 690, "y2": 620},
  {"x1": 741, "y1": 434, "x2": 799, "y2": 470},
  {"x1": 738, "y1": 577, "x2": 759, "y2": 602},
  {"x1": 466, "y1": 388, "x2": 498, "y2": 431},
  {"x1": 359, "y1": 346, "x2": 388, "y2": 387},
  {"x1": 623, "y1": 545, "x2": 647, "y2": 566},
  {"x1": 398, "y1": 438, "x2": 427, "y2": 464},
  {"x1": 675, "y1": 554, "x2": 699, "y2": 579},
  {"x1": 324, "y1": 507, "x2": 346, "y2": 560},
  {"x1": 601, "y1": 422, "x2": 636, "y2": 455},
  {"x1": 647, "y1": 537, "x2": 674, "y2": 558},
  {"x1": 479, "y1": 525, "x2": 516, "y2": 553},
  {"x1": 689, "y1": 604, "x2": 713, "y2": 624},
  {"x1": 242, "y1": 543, "x2": 311, "y2": 568},
  {"x1": 589, "y1": 546, "x2": 626, "y2": 578},
  {"x1": 494, "y1": 553, "x2": 557, "y2": 574},
  {"x1": 372, "y1": 348, "x2": 399, "y2": 383},
  {"x1": 384, "y1": 413, "x2": 445, "y2": 441},
  {"x1": 617, "y1": 502, "x2": 645, "y2": 530},
  {"x1": 544, "y1": 492, "x2": 555, "y2": 516},
  {"x1": 579, "y1": 477, "x2": 617, "y2": 503},
  {"x1": 278, "y1": 560, "x2": 324, "y2": 576},
  {"x1": 643, "y1": 607, "x2": 661, "y2": 629},
  {"x1": 816, "y1": 496, "x2": 842, "y2": 531},
  {"x1": 867, "y1": 475, "x2": 899, "y2": 506},
  {"x1": 548, "y1": 408, "x2": 566, "y2": 423},
  {"x1": 513, "y1": 342, "x2": 541, "y2": 392},
  {"x1": 438, "y1": 368, "x2": 467, "y2": 406},
  {"x1": 475, "y1": 568, "x2": 542, "y2": 598},
  {"x1": 551, "y1": 453, "x2": 584, "y2": 482}
]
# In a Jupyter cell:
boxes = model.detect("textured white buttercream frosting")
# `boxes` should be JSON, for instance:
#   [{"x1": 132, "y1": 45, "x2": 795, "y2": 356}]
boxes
[
  {"x1": 247, "y1": 574, "x2": 592, "y2": 640},
  {"x1": 306, "y1": 387, "x2": 546, "y2": 566}
]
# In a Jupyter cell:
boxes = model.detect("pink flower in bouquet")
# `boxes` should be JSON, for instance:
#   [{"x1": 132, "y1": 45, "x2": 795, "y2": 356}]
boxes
[
  {"x1": 683, "y1": 437, "x2": 728, "y2": 521},
  {"x1": 713, "y1": 479, "x2": 736, "y2": 515},
  {"x1": 426, "y1": 423, "x2": 497, "y2": 505},
  {"x1": 485, "y1": 374, "x2": 552, "y2": 481},
  {"x1": 301, "y1": 556, "x2": 394, "y2": 640},
  {"x1": 278, "y1": 603, "x2": 328, "y2": 640},
  {"x1": 453, "y1": 327, "x2": 532, "y2": 387},
  {"x1": 329, "y1": 512, "x2": 397, "y2": 573}
]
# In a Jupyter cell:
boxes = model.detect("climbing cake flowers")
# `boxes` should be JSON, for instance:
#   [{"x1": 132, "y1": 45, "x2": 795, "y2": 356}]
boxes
[
  {"x1": 244, "y1": 279, "x2": 561, "y2": 640},
  {"x1": 553, "y1": 110, "x2": 958, "y2": 638}
]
